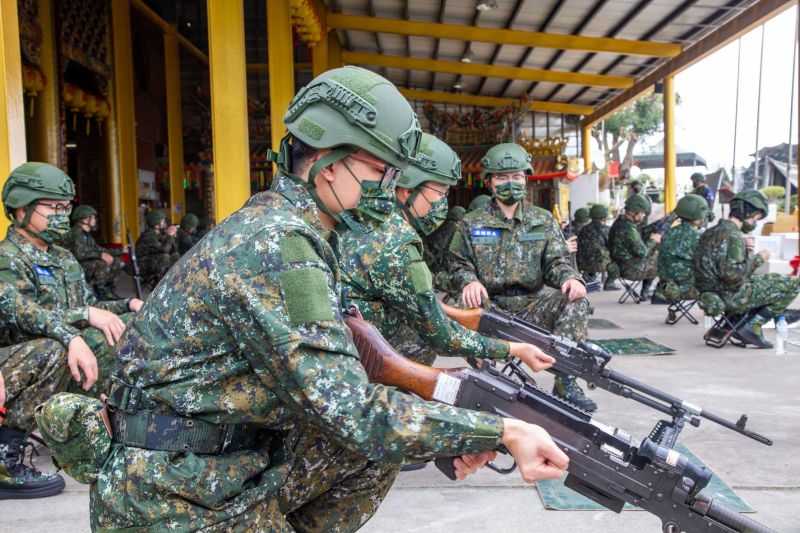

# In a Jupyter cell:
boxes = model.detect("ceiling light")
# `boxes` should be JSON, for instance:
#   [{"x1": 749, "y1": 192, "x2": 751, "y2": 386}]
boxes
[
  {"x1": 461, "y1": 48, "x2": 475, "y2": 63},
  {"x1": 453, "y1": 81, "x2": 462, "y2": 90},
  {"x1": 477, "y1": 1, "x2": 498, "y2": 11}
]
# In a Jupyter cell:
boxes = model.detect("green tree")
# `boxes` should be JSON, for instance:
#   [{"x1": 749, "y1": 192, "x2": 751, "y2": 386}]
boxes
[{"x1": 591, "y1": 93, "x2": 668, "y2": 181}]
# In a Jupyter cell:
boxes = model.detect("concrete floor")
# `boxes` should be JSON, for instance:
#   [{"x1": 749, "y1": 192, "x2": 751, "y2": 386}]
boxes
[{"x1": 2, "y1": 282, "x2": 799, "y2": 532}]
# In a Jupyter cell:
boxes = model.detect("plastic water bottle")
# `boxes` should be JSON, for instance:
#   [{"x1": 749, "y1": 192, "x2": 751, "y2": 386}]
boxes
[{"x1": 775, "y1": 316, "x2": 788, "y2": 355}]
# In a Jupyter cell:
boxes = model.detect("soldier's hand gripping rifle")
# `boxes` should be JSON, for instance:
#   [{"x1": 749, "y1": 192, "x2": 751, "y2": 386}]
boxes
[
  {"x1": 345, "y1": 315, "x2": 775, "y2": 533},
  {"x1": 441, "y1": 303, "x2": 773, "y2": 449},
  {"x1": 123, "y1": 215, "x2": 143, "y2": 300}
]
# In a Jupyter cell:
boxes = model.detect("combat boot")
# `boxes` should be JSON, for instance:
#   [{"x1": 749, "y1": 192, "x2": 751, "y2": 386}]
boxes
[
  {"x1": 552, "y1": 375, "x2": 597, "y2": 412},
  {"x1": 639, "y1": 279, "x2": 653, "y2": 302},
  {"x1": 734, "y1": 322, "x2": 773, "y2": 349},
  {"x1": 603, "y1": 278, "x2": 621, "y2": 291},
  {"x1": 0, "y1": 426, "x2": 65, "y2": 499}
]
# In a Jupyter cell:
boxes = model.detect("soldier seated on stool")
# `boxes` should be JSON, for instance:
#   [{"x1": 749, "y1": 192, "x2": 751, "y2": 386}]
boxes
[
  {"x1": 448, "y1": 142, "x2": 596, "y2": 412},
  {"x1": 66, "y1": 204, "x2": 123, "y2": 299},
  {"x1": 694, "y1": 190, "x2": 800, "y2": 348},
  {"x1": 177, "y1": 213, "x2": 200, "y2": 255},
  {"x1": 609, "y1": 195, "x2": 660, "y2": 301},
  {"x1": 135, "y1": 210, "x2": 179, "y2": 282},
  {"x1": 577, "y1": 204, "x2": 619, "y2": 291}
]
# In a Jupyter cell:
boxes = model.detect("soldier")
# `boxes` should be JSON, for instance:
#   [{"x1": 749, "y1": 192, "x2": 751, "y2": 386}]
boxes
[
  {"x1": 176, "y1": 213, "x2": 200, "y2": 255},
  {"x1": 694, "y1": 190, "x2": 800, "y2": 348},
  {"x1": 135, "y1": 210, "x2": 178, "y2": 281},
  {"x1": 338, "y1": 132, "x2": 554, "y2": 372},
  {"x1": 655, "y1": 194, "x2": 707, "y2": 312},
  {"x1": 609, "y1": 194, "x2": 661, "y2": 301},
  {"x1": 196, "y1": 215, "x2": 216, "y2": 238},
  {"x1": 0, "y1": 281, "x2": 99, "y2": 499},
  {"x1": 448, "y1": 143, "x2": 596, "y2": 411},
  {"x1": 577, "y1": 204, "x2": 619, "y2": 291},
  {"x1": 66, "y1": 204, "x2": 123, "y2": 299},
  {"x1": 89, "y1": 67, "x2": 567, "y2": 531},
  {"x1": 424, "y1": 205, "x2": 465, "y2": 274},
  {"x1": 627, "y1": 178, "x2": 644, "y2": 199},
  {"x1": 691, "y1": 172, "x2": 715, "y2": 210},
  {"x1": 0, "y1": 162, "x2": 143, "y2": 396},
  {"x1": 571, "y1": 207, "x2": 591, "y2": 235}
]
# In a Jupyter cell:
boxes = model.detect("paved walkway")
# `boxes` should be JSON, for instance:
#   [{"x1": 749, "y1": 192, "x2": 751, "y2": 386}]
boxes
[{"x1": 2, "y1": 283, "x2": 799, "y2": 532}]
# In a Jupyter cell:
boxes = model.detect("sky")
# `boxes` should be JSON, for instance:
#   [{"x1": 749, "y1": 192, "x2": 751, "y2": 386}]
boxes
[{"x1": 669, "y1": 5, "x2": 798, "y2": 172}]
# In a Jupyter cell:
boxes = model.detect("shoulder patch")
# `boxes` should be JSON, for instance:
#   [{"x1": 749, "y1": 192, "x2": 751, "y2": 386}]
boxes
[
  {"x1": 408, "y1": 261, "x2": 433, "y2": 294},
  {"x1": 280, "y1": 236, "x2": 320, "y2": 264},
  {"x1": 407, "y1": 245, "x2": 422, "y2": 262},
  {"x1": 279, "y1": 268, "x2": 334, "y2": 325},
  {"x1": 0, "y1": 256, "x2": 13, "y2": 270},
  {"x1": 728, "y1": 237, "x2": 745, "y2": 262}
]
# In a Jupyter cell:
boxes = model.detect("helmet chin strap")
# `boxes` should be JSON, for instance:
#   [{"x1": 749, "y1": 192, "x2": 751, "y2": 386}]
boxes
[{"x1": 306, "y1": 146, "x2": 357, "y2": 223}]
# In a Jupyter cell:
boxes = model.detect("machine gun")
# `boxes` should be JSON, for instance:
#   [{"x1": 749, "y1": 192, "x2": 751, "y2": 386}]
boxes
[
  {"x1": 643, "y1": 211, "x2": 679, "y2": 239},
  {"x1": 345, "y1": 315, "x2": 775, "y2": 533},
  {"x1": 123, "y1": 215, "x2": 143, "y2": 300},
  {"x1": 441, "y1": 303, "x2": 772, "y2": 449}
]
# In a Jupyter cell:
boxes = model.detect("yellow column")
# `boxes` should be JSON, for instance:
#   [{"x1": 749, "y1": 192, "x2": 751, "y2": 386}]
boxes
[
  {"x1": 207, "y1": 0, "x2": 249, "y2": 221},
  {"x1": 312, "y1": 31, "x2": 329, "y2": 77},
  {"x1": 164, "y1": 32, "x2": 185, "y2": 224},
  {"x1": 0, "y1": 0, "x2": 26, "y2": 235},
  {"x1": 268, "y1": 1, "x2": 295, "y2": 155},
  {"x1": 663, "y1": 76, "x2": 677, "y2": 212},
  {"x1": 27, "y1": 0, "x2": 59, "y2": 165},
  {"x1": 329, "y1": 30, "x2": 343, "y2": 69},
  {"x1": 111, "y1": 0, "x2": 140, "y2": 238},
  {"x1": 581, "y1": 124, "x2": 592, "y2": 174}
]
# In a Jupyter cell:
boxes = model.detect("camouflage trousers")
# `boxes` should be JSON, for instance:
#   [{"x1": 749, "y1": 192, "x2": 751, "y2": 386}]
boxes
[
  {"x1": 91, "y1": 425, "x2": 398, "y2": 532},
  {"x1": 619, "y1": 250, "x2": 659, "y2": 281},
  {"x1": 722, "y1": 273, "x2": 800, "y2": 322},
  {"x1": 80, "y1": 257, "x2": 122, "y2": 289},
  {"x1": 138, "y1": 253, "x2": 179, "y2": 282},
  {"x1": 494, "y1": 289, "x2": 589, "y2": 343},
  {"x1": 0, "y1": 338, "x2": 70, "y2": 432}
]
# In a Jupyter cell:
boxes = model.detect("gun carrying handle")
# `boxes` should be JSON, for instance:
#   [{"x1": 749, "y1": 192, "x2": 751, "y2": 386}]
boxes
[{"x1": 440, "y1": 302, "x2": 483, "y2": 332}]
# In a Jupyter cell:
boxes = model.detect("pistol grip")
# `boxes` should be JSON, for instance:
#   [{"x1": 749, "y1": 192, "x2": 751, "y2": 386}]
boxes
[{"x1": 434, "y1": 457, "x2": 458, "y2": 480}]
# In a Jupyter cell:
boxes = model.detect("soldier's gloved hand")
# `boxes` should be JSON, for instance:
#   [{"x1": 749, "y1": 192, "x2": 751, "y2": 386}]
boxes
[
  {"x1": 453, "y1": 450, "x2": 497, "y2": 480},
  {"x1": 500, "y1": 419, "x2": 569, "y2": 483},
  {"x1": 0, "y1": 369, "x2": 5, "y2": 409},
  {"x1": 88, "y1": 307, "x2": 126, "y2": 346},
  {"x1": 101, "y1": 252, "x2": 114, "y2": 266},
  {"x1": 561, "y1": 279, "x2": 586, "y2": 301},
  {"x1": 565, "y1": 235, "x2": 578, "y2": 254},
  {"x1": 462, "y1": 281, "x2": 488, "y2": 308},
  {"x1": 509, "y1": 342, "x2": 555, "y2": 372},
  {"x1": 67, "y1": 336, "x2": 98, "y2": 391}
]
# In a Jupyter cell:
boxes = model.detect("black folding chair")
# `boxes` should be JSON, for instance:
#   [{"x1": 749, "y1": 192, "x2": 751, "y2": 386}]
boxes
[
  {"x1": 617, "y1": 278, "x2": 642, "y2": 304},
  {"x1": 666, "y1": 299, "x2": 698, "y2": 325}
]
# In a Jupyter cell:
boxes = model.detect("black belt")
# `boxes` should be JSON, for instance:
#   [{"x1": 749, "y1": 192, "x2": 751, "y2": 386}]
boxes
[
  {"x1": 108, "y1": 382, "x2": 262, "y2": 455},
  {"x1": 492, "y1": 286, "x2": 532, "y2": 298}
]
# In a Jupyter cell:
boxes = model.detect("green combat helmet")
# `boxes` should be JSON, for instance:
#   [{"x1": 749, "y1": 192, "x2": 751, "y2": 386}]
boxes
[
  {"x1": 628, "y1": 178, "x2": 643, "y2": 187},
  {"x1": 730, "y1": 189, "x2": 768, "y2": 218},
  {"x1": 469, "y1": 194, "x2": 491, "y2": 212},
  {"x1": 690, "y1": 172, "x2": 706, "y2": 183},
  {"x1": 480, "y1": 143, "x2": 533, "y2": 180},
  {"x1": 397, "y1": 133, "x2": 461, "y2": 235},
  {"x1": 447, "y1": 206, "x2": 466, "y2": 221},
  {"x1": 2, "y1": 162, "x2": 75, "y2": 221},
  {"x1": 71, "y1": 204, "x2": 97, "y2": 223},
  {"x1": 674, "y1": 194, "x2": 708, "y2": 221},
  {"x1": 573, "y1": 208, "x2": 590, "y2": 223},
  {"x1": 625, "y1": 193, "x2": 651, "y2": 215},
  {"x1": 590, "y1": 204, "x2": 608, "y2": 219},
  {"x1": 145, "y1": 210, "x2": 166, "y2": 228},
  {"x1": 180, "y1": 213, "x2": 199, "y2": 230}
]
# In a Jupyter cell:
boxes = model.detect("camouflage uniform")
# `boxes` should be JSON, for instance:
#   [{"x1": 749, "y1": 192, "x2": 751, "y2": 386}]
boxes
[
  {"x1": 339, "y1": 207, "x2": 509, "y2": 367},
  {"x1": 576, "y1": 220, "x2": 612, "y2": 275},
  {"x1": 656, "y1": 222, "x2": 700, "y2": 300},
  {"x1": 65, "y1": 224, "x2": 122, "y2": 297},
  {"x1": 694, "y1": 219, "x2": 800, "y2": 318},
  {"x1": 136, "y1": 226, "x2": 178, "y2": 280},
  {"x1": 423, "y1": 206, "x2": 464, "y2": 275},
  {"x1": 608, "y1": 216, "x2": 659, "y2": 280},
  {"x1": 0, "y1": 228, "x2": 132, "y2": 396},
  {"x1": 176, "y1": 227, "x2": 198, "y2": 255},
  {"x1": 92, "y1": 174, "x2": 503, "y2": 532}
]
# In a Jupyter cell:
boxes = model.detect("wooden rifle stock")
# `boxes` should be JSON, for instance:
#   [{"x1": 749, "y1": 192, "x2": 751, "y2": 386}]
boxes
[
  {"x1": 440, "y1": 303, "x2": 483, "y2": 332},
  {"x1": 345, "y1": 315, "x2": 463, "y2": 401}
]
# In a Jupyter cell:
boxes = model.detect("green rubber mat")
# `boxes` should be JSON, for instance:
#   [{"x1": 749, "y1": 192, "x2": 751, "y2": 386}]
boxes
[
  {"x1": 537, "y1": 443, "x2": 754, "y2": 512},
  {"x1": 589, "y1": 337, "x2": 675, "y2": 355},
  {"x1": 588, "y1": 318, "x2": 622, "y2": 330}
]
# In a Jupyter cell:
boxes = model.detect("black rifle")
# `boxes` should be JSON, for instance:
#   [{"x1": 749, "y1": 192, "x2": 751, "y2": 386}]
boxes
[
  {"x1": 561, "y1": 222, "x2": 602, "y2": 293},
  {"x1": 643, "y1": 211, "x2": 679, "y2": 239},
  {"x1": 442, "y1": 303, "x2": 772, "y2": 449},
  {"x1": 124, "y1": 215, "x2": 143, "y2": 300},
  {"x1": 346, "y1": 316, "x2": 775, "y2": 533}
]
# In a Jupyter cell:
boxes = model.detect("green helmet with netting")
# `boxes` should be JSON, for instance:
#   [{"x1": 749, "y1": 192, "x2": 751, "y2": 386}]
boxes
[
  {"x1": 71, "y1": 204, "x2": 97, "y2": 223},
  {"x1": 398, "y1": 133, "x2": 461, "y2": 189},
  {"x1": 480, "y1": 143, "x2": 533, "y2": 180},
  {"x1": 589, "y1": 204, "x2": 609, "y2": 219},
  {"x1": 146, "y1": 210, "x2": 166, "y2": 228},
  {"x1": 674, "y1": 194, "x2": 708, "y2": 221},
  {"x1": 2, "y1": 162, "x2": 75, "y2": 220},
  {"x1": 573, "y1": 208, "x2": 590, "y2": 223},
  {"x1": 469, "y1": 194, "x2": 491, "y2": 211},
  {"x1": 625, "y1": 194, "x2": 651, "y2": 215},
  {"x1": 282, "y1": 66, "x2": 421, "y2": 180},
  {"x1": 730, "y1": 189, "x2": 768, "y2": 218},
  {"x1": 180, "y1": 213, "x2": 199, "y2": 230}
]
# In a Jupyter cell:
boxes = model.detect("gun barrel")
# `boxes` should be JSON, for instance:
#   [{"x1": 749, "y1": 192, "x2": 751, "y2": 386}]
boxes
[{"x1": 705, "y1": 498, "x2": 776, "y2": 533}]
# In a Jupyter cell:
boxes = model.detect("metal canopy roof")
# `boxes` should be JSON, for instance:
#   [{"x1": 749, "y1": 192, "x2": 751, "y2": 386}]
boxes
[{"x1": 325, "y1": 0, "x2": 766, "y2": 118}]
